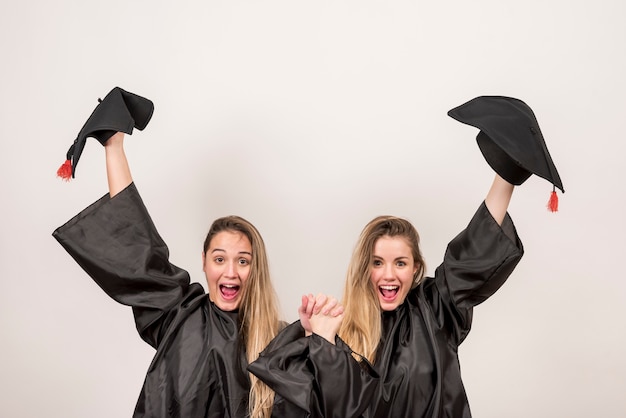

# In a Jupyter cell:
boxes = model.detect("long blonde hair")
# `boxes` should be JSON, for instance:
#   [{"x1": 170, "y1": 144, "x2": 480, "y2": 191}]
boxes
[
  {"x1": 338, "y1": 215, "x2": 425, "y2": 363},
  {"x1": 203, "y1": 216, "x2": 281, "y2": 418}
]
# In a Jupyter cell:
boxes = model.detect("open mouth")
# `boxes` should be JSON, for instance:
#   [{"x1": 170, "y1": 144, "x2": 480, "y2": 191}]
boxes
[
  {"x1": 219, "y1": 284, "x2": 241, "y2": 301},
  {"x1": 379, "y1": 285, "x2": 399, "y2": 301}
]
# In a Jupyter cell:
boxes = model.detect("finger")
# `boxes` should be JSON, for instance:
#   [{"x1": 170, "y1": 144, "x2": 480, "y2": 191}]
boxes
[
  {"x1": 298, "y1": 294, "x2": 313, "y2": 317},
  {"x1": 298, "y1": 295, "x2": 308, "y2": 314},
  {"x1": 313, "y1": 294, "x2": 327, "y2": 315},
  {"x1": 305, "y1": 293, "x2": 315, "y2": 316},
  {"x1": 321, "y1": 297, "x2": 338, "y2": 315},
  {"x1": 330, "y1": 305, "x2": 344, "y2": 317}
]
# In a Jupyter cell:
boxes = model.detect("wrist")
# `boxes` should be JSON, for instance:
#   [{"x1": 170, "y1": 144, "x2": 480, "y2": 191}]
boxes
[{"x1": 313, "y1": 331, "x2": 336, "y2": 345}]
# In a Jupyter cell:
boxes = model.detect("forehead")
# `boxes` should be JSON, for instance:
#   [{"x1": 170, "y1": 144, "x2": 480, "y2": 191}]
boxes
[
  {"x1": 373, "y1": 235, "x2": 412, "y2": 256},
  {"x1": 208, "y1": 230, "x2": 252, "y2": 252}
]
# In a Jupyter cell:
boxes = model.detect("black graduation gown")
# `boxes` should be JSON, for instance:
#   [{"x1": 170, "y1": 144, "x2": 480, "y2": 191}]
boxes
[
  {"x1": 52, "y1": 183, "x2": 305, "y2": 418},
  {"x1": 249, "y1": 202, "x2": 523, "y2": 418},
  {"x1": 247, "y1": 321, "x2": 381, "y2": 418}
]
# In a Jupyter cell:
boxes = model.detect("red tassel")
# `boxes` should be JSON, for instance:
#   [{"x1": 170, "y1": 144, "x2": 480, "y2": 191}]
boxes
[
  {"x1": 57, "y1": 159, "x2": 72, "y2": 181},
  {"x1": 547, "y1": 190, "x2": 558, "y2": 212}
]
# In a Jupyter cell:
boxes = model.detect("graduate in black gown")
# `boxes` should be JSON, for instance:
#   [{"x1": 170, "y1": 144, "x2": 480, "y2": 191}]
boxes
[
  {"x1": 249, "y1": 96, "x2": 564, "y2": 417},
  {"x1": 53, "y1": 87, "x2": 378, "y2": 418}
]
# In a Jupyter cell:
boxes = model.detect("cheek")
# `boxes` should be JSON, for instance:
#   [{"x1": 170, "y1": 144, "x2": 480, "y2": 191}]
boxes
[
  {"x1": 369, "y1": 270, "x2": 380, "y2": 285},
  {"x1": 400, "y1": 272, "x2": 415, "y2": 291},
  {"x1": 239, "y1": 265, "x2": 251, "y2": 284},
  {"x1": 203, "y1": 264, "x2": 220, "y2": 288}
]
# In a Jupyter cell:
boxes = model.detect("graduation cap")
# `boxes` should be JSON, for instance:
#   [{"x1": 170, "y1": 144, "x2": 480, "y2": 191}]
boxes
[
  {"x1": 447, "y1": 96, "x2": 564, "y2": 212},
  {"x1": 57, "y1": 87, "x2": 154, "y2": 180}
]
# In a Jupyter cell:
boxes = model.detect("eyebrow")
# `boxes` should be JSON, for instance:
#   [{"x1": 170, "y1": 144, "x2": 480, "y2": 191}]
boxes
[
  {"x1": 372, "y1": 255, "x2": 410, "y2": 259},
  {"x1": 210, "y1": 248, "x2": 252, "y2": 256}
]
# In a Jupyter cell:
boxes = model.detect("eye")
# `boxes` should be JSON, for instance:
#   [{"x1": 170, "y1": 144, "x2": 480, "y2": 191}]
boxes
[
  {"x1": 396, "y1": 260, "x2": 407, "y2": 267},
  {"x1": 214, "y1": 256, "x2": 224, "y2": 264},
  {"x1": 238, "y1": 258, "x2": 250, "y2": 266},
  {"x1": 373, "y1": 259, "x2": 382, "y2": 267}
]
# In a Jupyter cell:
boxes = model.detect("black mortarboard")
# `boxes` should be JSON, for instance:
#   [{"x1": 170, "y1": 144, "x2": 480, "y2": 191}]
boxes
[
  {"x1": 447, "y1": 96, "x2": 564, "y2": 210},
  {"x1": 57, "y1": 87, "x2": 154, "y2": 180}
]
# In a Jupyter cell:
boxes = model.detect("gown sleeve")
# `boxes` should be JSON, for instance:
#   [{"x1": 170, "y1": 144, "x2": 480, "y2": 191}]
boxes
[
  {"x1": 52, "y1": 182, "x2": 198, "y2": 348},
  {"x1": 247, "y1": 321, "x2": 380, "y2": 418},
  {"x1": 421, "y1": 201, "x2": 524, "y2": 345}
]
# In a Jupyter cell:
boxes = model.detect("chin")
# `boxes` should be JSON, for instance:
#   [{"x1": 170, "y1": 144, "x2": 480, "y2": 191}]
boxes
[
  {"x1": 216, "y1": 299, "x2": 241, "y2": 312},
  {"x1": 379, "y1": 300, "x2": 401, "y2": 312}
]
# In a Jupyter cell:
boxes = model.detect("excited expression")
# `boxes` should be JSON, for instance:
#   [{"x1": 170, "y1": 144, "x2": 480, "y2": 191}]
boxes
[
  {"x1": 370, "y1": 235, "x2": 418, "y2": 311},
  {"x1": 202, "y1": 231, "x2": 252, "y2": 311}
]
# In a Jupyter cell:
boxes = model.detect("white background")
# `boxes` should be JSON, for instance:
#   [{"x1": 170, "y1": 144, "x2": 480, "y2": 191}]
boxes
[{"x1": 1, "y1": 1, "x2": 625, "y2": 417}]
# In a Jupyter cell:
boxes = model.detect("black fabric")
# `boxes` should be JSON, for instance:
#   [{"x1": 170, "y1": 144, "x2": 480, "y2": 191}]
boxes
[
  {"x1": 249, "y1": 202, "x2": 523, "y2": 418},
  {"x1": 476, "y1": 131, "x2": 532, "y2": 186},
  {"x1": 66, "y1": 87, "x2": 154, "y2": 178},
  {"x1": 448, "y1": 95, "x2": 564, "y2": 193},
  {"x1": 248, "y1": 322, "x2": 380, "y2": 418},
  {"x1": 52, "y1": 183, "x2": 303, "y2": 418}
]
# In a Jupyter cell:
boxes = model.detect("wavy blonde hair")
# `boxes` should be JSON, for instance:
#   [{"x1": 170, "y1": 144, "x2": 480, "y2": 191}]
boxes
[
  {"x1": 338, "y1": 215, "x2": 425, "y2": 363},
  {"x1": 203, "y1": 216, "x2": 281, "y2": 418}
]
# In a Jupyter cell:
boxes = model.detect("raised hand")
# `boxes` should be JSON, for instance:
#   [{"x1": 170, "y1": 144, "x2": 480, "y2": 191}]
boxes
[
  {"x1": 299, "y1": 293, "x2": 345, "y2": 343},
  {"x1": 309, "y1": 294, "x2": 344, "y2": 345}
]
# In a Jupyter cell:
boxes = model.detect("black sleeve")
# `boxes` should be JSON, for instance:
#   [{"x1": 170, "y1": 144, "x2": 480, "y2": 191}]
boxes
[
  {"x1": 422, "y1": 201, "x2": 524, "y2": 345},
  {"x1": 52, "y1": 182, "x2": 193, "y2": 348},
  {"x1": 248, "y1": 322, "x2": 379, "y2": 418}
]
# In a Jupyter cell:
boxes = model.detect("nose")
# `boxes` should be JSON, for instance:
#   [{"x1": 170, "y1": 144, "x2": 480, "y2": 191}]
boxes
[
  {"x1": 224, "y1": 260, "x2": 238, "y2": 278},
  {"x1": 382, "y1": 263, "x2": 395, "y2": 279}
]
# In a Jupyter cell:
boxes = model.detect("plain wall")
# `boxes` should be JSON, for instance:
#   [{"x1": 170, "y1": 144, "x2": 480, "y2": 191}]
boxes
[{"x1": 1, "y1": 1, "x2": 624, "y2": 417}]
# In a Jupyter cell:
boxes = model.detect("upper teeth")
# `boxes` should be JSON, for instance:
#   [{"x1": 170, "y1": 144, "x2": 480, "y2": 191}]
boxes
[
  {"x1": 222, "y1": 284, "x2": 237, "y2": 288},
  {"x1": 380, "y1": 285, "x2": 398, "y2": 290}
]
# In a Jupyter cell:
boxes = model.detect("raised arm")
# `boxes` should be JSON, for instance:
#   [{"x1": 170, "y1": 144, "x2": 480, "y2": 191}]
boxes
[
  {"x1": 105, "y1": 132, "x2": 132, "y2": 197},
  {"x1": 484, "y1": 174, "x2": 514, "y2": 226},
  {"x1": 53, "y1": 90, "x2": 191, "y2": 349},
  {"x1": 424, "y1": 173, "x2": 522, "y2": 345}
]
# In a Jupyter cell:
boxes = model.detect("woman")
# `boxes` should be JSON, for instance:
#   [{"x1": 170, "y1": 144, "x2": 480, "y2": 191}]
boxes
[
  {"x1": 337, "y1": 174, "x2": 521, "y2": 417},
  {"x1": 251, "y1": 96, "x2": 562, "y2": 417},
  {"x1": 53, "y1": 88, "x2": 282, "y2": 417}
]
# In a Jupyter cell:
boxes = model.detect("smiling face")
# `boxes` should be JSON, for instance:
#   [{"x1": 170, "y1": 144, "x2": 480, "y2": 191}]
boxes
[
  {"x1": 370, "y1": 235, "x2": 418, "y2": 311},
  {"x1": 202, "y1": 230, "x2": 252, "y2": 312}
]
